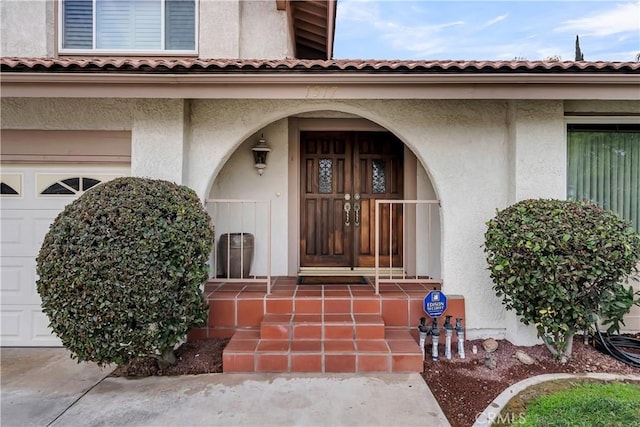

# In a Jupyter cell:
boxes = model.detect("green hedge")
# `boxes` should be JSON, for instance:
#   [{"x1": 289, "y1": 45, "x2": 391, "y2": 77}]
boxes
[
  {"x1": 485, "y1": 199, "x2": 640, "y2": 360},
  {"x1": 37, "y1": 177, "x2": 213, "y2": 366}
]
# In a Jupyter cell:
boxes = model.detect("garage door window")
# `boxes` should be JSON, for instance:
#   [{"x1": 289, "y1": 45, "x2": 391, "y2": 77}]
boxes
[
  {"x1": 1, "y1": 174, "x2": 22, "y2": 197},
  {"x1": 41, "y1": 177, "x2": 102, "y2": 196},
  {"x1": 1, "y1": 183, "x2": 19, "y2": 195}
]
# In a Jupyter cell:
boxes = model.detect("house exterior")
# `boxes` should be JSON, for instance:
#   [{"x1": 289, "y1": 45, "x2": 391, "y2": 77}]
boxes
[{"x1": 1, "y1": 0, "x2": 638, "y2": 356}]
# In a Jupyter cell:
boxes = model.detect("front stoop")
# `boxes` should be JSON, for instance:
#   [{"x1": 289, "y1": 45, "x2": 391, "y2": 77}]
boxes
[{"x1": 187, "y1": 278, "x2": 466, "y2": 373}]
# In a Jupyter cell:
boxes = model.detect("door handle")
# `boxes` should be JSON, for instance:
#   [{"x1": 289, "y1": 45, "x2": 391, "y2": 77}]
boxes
[
  {"x1": 354, "y1": 193, "x2": 361, "y2": 226},
  {"x1": 344, "y1": 202, "x2": 351, "y2": 226},
  {"x1": 354, "y1": 201, "x2": 360, "y2": 227}
]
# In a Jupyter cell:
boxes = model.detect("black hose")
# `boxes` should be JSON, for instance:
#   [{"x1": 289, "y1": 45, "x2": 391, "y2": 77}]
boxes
[{"x1": 592, "y1": 323, "x2": 640, "y2": 368}]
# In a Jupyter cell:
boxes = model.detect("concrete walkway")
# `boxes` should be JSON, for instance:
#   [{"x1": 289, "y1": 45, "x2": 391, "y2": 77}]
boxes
[{"x1": 1, "y1": 348, "x2": 450, "y2": 427}]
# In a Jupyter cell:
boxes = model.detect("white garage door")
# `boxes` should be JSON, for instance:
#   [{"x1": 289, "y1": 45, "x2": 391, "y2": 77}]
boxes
[{"x1": 1, "y1": 165, "x2": 129, "y2": 346}]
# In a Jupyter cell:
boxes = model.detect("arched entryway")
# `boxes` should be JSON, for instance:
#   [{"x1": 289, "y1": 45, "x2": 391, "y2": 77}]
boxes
[
  {"x1": 200, "y1": 109, "x2": 460, "y2": 375},
  {"x1": 206, "y1": 110, "x2": 441, "y2": 281}
]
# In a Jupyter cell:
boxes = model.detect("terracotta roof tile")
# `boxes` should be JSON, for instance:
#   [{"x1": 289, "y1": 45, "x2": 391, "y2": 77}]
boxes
[{"x1": 1, "y1": 57, "x2": 639, "y2": 73}]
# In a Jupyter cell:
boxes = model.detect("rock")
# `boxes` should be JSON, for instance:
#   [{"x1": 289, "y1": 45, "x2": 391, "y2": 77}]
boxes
[
  {"x1": 515, "y1": 350, "x2": 535, "y2": 365},
  {"x1": 482, "y1": 338, "x2": 499, "y2": 353},
  {"x1": 484, "y1": 354, "x2": 497, "y2": 370}
]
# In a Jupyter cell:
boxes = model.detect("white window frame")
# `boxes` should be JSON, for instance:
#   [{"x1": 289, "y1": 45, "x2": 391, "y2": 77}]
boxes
[{"x1": 58, "y1": 0, "x2": 198, "y2": 55}]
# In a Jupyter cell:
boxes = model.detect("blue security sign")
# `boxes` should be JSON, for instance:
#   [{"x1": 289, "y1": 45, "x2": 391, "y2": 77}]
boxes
[{"x1": 424, "y1": 290, "x2": 448, "y2": 318}]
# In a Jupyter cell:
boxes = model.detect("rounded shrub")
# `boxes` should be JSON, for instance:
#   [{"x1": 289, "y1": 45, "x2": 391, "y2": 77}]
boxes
[
  {"x1": 37, "y1": 177, "x2": 213, "y2": 366},
  {"x1": 484, "y1": 199, "x2": 640, "y2": 361}
]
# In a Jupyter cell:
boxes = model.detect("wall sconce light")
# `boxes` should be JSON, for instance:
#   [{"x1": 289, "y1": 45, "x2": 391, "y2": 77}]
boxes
[{"x1": 251, "y1": 135, "x2": 271, "y2": 176}]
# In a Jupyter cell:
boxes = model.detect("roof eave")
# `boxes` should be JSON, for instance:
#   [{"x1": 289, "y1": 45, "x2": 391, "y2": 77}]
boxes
[{"x1": 1, "y1": 72, "x2": 638, "y2": 100}]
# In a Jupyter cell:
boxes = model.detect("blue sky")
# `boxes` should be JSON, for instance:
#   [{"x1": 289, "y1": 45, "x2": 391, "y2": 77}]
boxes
[{"x1": 333, "y1": 1, "x2": 640, "y2": 61}]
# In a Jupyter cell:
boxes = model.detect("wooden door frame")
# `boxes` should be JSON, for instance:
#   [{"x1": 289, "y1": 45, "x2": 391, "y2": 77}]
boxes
[{"x1": 287, "y1": 117, "x2": 417, "y2": 276}]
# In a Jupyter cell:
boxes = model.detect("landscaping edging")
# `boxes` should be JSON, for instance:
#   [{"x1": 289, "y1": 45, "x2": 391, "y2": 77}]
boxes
[{"x1": 472, "y1": 372, "x2": 640, "y2": 427}]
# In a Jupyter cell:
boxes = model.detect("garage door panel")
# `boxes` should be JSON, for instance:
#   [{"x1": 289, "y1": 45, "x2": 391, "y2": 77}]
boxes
[
  {"x1": 1, "y1": 210, "x2": 61, "y2": 256},
  {"x1": 32, "y1": 309, "x2": 61, "y2": 346},
  {"x1": 1, "y1": 257, "x2": 40, "y2": 304},
  {"x1": 0, "y1": 217, "x2": 23, "y2": 245},
  {"x1": 1, "y1": 309, "x2": 22, "y2": 341},
  {"x1": 34, "y1": 214, "x2": 59, "y2": 251},
  {"x1": 1, "y1": 306, "x2": 61, "y2": 347}
]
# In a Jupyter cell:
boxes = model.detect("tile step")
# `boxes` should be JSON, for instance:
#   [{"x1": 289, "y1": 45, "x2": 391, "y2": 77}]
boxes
[
  {"x1": 223, "y1": 328, "x2": 424, "y2": 373},
  {"x1": 260, "y1": 313, "x2": 386, "y2": 340}
]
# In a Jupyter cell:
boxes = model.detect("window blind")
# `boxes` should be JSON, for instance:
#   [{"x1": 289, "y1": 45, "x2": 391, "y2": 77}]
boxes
[
  {"x1": 96, "y1": 0, "x2": 161, "y2": 50},
  {"x1": 166, "y1": 0, "x2": 195, "y2": 50},
  {"x1": 62, "y1": 0, "x2": 93, "y2": 49},
  {"x1": 567, "y1": 127, "x2": 640, "y2": 230}
]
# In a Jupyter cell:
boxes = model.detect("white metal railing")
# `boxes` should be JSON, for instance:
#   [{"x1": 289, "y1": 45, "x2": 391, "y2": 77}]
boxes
[
  {"x1": 374, "y1": 199, "x2": 442, "y2": 294},
  {"x1": 205, "y1": 199, "x2": 272, "y2": 293}
]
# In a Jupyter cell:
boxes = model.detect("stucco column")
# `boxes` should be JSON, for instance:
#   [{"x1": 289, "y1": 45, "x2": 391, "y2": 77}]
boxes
[
  {"x1": 131, "y1": 100, "x2": 187, "y2": 184},
  {"x1": 507, "y1": 100, "x2": 566, "y2": 201},
  {"x1": 505, "y1": 100, "x2": 566, "y2": 345}
]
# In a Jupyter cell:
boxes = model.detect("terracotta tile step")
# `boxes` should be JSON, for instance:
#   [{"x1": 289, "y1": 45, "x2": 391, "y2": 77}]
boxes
[
  {"x1": 223, "y1": 328, "x2": 424, "y2": 373},
  {"x1": 259, "y1": 313, "x2": 386, "y2": 340},
  {"x1": 264, "y1": 295, "x2": 383, "y2": 316}
]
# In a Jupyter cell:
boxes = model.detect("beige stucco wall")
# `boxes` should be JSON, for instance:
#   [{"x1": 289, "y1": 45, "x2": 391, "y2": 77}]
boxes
[
  {"x1": 239, "y1": 0, "x2": 293, "y2": 59},
  {"x1": 0, "y1": 98, "x2": 185, "y2": 183},
  {"x1": 1, "y1": 0, "x2": 292, "y2": 59},
  {"x1": 200, "y1": 0, "x2": 293, "y2": 59},
  {"x1": 199, "y1": 0, "x2": 240, "y2": 58},
  {"x1": 0, "y1": 98, "x2": 135, "y2": 129},
  {"x1": 208, "y1": 119, "x2": 289, "y2": 277},
  {"x1": 3, "y1": 96, "x2": 638, "y2": 343},
  {"x1": 1, "y1": 0, "x2": 54, "y2": 57}
]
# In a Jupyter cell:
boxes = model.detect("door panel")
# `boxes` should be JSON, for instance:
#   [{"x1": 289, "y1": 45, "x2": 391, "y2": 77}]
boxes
[
  {"x1": 353, "y1": 132, "x2": 404, "y2": 267},
  {"x1": 300, "y1": 132, "x2": 353, "y2": 267},
  {"x1": 300, "y1": 131, "x2": 403, "y2": 269}
]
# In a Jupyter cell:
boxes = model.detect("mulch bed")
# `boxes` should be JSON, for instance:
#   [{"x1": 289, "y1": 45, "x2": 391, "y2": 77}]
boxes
[{"x1": 111, "y1": 338, "x2": 229, "y2": 377}]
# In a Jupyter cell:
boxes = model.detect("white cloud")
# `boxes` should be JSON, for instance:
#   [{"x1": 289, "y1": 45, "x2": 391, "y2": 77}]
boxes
[
  {"x1": 336, "y1": 0, "x2": 380, "y2": 24},
  {"x1": 560, "y1": 2, "x2": 640, "y2": 36},
  {"x1": 481, "y1": 14, "x2": 508, "y2": 29},
  {"x1": 337, "y1": 0, "x2": 466, "y2": 57}
]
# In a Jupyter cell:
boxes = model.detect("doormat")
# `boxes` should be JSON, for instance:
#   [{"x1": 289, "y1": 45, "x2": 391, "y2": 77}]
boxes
[{"x1": 298, "y1": 276, "x2": 368, "y2": 285}]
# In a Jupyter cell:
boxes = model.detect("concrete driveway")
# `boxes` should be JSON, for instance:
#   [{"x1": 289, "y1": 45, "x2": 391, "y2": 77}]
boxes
[
  {"x1": 1, "y1": 348, "x2": 111, "y2": 427},
  {"x1": 1, "y1": 348, "x2": 450, "y2": 427}
]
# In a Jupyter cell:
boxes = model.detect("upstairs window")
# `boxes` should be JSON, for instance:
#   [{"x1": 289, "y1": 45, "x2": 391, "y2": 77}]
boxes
[{"x1": 60, "y1": 0, "x2": 196, "y2": 53}]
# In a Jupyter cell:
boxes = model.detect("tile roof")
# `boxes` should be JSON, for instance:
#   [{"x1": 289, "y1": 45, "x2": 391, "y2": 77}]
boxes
[{"x1": 2, "y1": 57, "x2": 639, "y2": 74}]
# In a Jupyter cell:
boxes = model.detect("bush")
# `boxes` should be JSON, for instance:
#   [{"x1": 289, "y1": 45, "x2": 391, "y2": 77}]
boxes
[
  {"x1": 598, "y1": 285, "x2": 640, "y2": 335},
  {"x1": 37, "y1": 177, "x2": 213, "y2": 367},
  {"x1": 484, "y1": 199, "x2": 640, "y2": 361}
]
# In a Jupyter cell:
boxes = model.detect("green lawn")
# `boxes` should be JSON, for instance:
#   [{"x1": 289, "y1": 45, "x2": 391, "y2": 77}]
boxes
[{"x1": 508, "y1": 381, "x2": 640, "y2": 427}]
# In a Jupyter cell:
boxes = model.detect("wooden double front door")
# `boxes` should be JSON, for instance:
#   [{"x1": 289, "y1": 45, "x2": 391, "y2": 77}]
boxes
[{"x1": 300, "y1": 131, "x2": 404, "y2": 268}]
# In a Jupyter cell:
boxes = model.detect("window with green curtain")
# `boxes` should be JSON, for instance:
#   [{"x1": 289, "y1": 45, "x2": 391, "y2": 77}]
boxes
[{"x1": 567, "y1": 124, "x2": 639, "y2": 231}]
